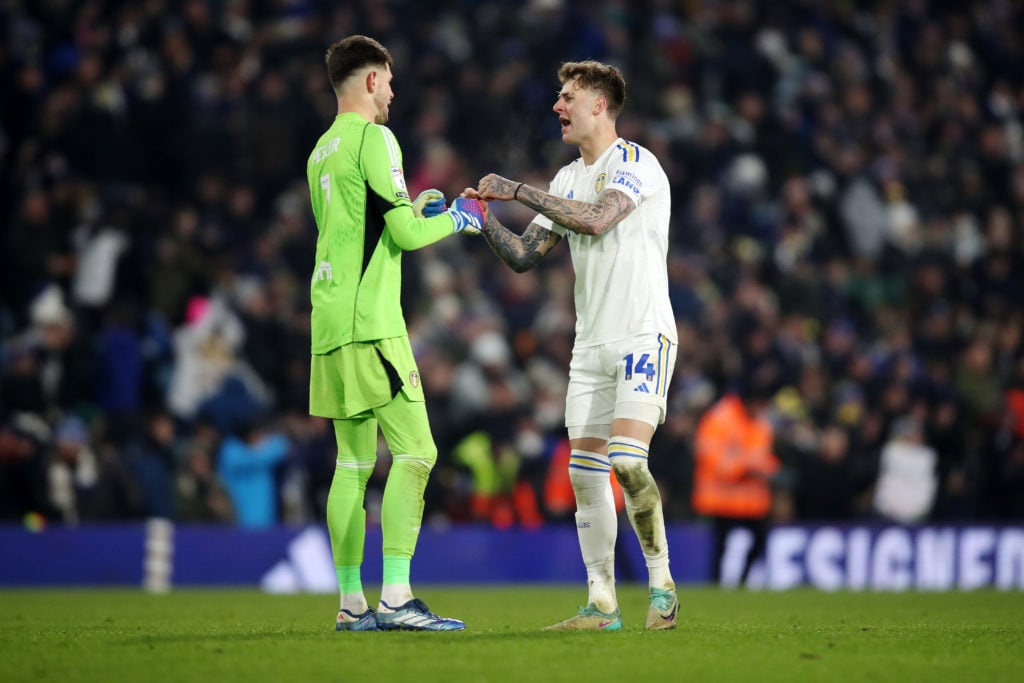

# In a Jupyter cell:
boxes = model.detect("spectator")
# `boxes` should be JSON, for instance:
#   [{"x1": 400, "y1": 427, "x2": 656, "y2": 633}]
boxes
[
  {"x1": 166, "y1": 296, "x2": 270, "y2": 430},
  {"x1": 26, "y1": 286, "x2": 95, "y2": 417},
  {"x1": 280, "y1": 412, "x2": 335, "y2": 522},
  {"x1": 793, "y1": 424, "x2": 868, "y2": 520},
  {"x1": 93, "y1": 302, "x2": 145, "y2": 445},
  {"x1": 69, "y1": 199, "x2": 131, "y2": 324},
  {"x1": 46, "y1": 416, "x2": 141, "y2": 524},
  {"x1": 1, "y1": 189, "x2": 73, "y2": 325},
  {"x1": 122, "y1": 410, "x2": 178, "y2": 519},
  {"x1": 873, "y1": 416, "x2": 939, "y2": 524},
  {"x1": 692, "y1": 370, "x2": 780, "y2": 586},
  {"x1": 216, "y1": 420, "x2": 289, "y2": 528},
  {"x1": 175, "y1": 437, "x2": 234, "y2": 524},
  {"x1": 0, "y1": 413, "x2": 54, "y2": 520}
]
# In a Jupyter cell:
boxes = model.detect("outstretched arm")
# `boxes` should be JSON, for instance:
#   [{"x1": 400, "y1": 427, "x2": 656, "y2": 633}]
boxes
[
  {"x1": 478, "y1": 174, "x2": 636, "y2": 236},
  {"x1": 481, "y1": 213, "x2": 562, "y2": 273}
]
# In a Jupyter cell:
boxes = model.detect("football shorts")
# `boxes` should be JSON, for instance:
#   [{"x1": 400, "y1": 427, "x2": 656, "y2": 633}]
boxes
[
  {"x1": 310, "y1": 335, "x2": 425, "y2": 419},
  {"x1": 565, "y1": 332, "x2": 676, "y2": 431}
]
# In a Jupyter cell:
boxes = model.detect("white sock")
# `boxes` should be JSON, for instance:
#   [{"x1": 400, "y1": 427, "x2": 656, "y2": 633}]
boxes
[
  {"x1": 339, "y1": 593, "x2": 369, "y2": 614},
  {"x1": 609, "y1": 436, "x2": 674, "y2": 591},
  {"x1": 379, "y1": 584, "x2": 414, "y2": 610},
  {"x1": 569, "y1": 449, "x2": 618, "y2": 613}
]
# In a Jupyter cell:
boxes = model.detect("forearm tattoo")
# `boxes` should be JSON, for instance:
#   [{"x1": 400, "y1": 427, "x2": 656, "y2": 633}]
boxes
[
  {"x1": 482, "y1": 213, "x2": 561, "y2": 273},
  {"x1": 517, "y1": 185, "x2": 635, "y2": 236}
]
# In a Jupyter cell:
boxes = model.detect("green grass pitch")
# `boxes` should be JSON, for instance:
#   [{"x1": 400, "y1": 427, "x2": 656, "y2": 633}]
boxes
[{"x1": 1, "y1": 586, "x2": 1022, "y2": 682}]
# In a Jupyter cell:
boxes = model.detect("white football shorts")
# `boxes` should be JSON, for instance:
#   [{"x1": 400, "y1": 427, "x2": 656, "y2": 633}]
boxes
[{"x1": 565, "y1": 332, "x2": 677, "y2": 436}]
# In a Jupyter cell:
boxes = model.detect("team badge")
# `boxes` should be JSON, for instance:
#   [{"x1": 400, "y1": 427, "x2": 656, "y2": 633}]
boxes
[
  {"x1": 408, "y1": 371, "x2": 420, "y2": 388},
  {"x1": 595, "y1": 172, "x2": 606, "y2": 193}
]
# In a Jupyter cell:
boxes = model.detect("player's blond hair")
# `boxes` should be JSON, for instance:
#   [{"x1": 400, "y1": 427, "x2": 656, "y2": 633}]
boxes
[{"x1": 557, "y1": 61, "x2": 626, "y2": 119}]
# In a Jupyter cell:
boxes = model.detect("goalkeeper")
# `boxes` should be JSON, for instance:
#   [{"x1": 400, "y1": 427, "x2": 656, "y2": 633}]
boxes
[{"x1": 306, "y1": 35, "x2": 484, "y2": 632}]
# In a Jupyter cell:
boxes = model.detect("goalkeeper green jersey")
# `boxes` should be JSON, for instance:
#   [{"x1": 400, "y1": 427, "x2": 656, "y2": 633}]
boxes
[{"x1": 307, "y1": 112, "x2": 453, "y2": 354}]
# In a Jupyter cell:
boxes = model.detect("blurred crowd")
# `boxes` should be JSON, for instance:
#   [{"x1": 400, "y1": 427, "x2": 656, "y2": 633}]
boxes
[{"x1": 2, "y1": 0, "x2": 1023, "y2": 530}]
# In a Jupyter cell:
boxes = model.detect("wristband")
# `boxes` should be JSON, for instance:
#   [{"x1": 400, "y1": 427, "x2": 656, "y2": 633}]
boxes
[{"x1": 514, "y1": 182, "x2": 524, "y2": 200}]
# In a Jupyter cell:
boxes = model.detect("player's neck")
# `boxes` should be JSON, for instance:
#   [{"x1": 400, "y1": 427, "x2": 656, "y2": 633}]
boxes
[
  {"x1": 578, "y1": 127, "x2": 619, "y2": 166},
  {"x1": 336, "y1": 96, "x2": 375, "y2": 123}
]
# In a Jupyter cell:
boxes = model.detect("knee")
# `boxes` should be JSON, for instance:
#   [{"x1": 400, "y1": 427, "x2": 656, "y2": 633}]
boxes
[
  {"x1": 568, "y1": 468, "x2": 611, "y2": 507},
  {"x1": 393, "y1": 438, "x2": 438, "y2": 471},
  {"x1": 408, "y1": 458, "x2": 436, "y2": 477},
  {"x1": 422, "y1": 441, "x2": 438, "y2": 468},
  {"x1": 611, "y1": 461, "x2": 654, "y2": 498},
  {"x1": 393, "y1": 443, "x2": 436, "y2": 473}
]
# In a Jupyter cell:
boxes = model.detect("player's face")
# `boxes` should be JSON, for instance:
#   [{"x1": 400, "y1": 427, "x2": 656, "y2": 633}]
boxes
[
  {"x1": 372, "y1": 64, "x2": 394, "y2": 124},
  {"x1": 553, "y1": 79, "x2": 598, "y2": 145}
]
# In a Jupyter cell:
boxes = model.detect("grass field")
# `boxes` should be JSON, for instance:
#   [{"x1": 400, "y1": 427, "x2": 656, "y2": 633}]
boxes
[{"x1": 1, "y1": 586, "x2": 1022, "y2": 683}]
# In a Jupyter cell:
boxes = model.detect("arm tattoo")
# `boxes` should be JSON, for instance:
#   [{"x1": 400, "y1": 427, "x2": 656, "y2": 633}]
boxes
[
  {"x1": 481, "y1": 213, "x2": 561, "y2": 273},
  {"x1": 516, "y1": 185, "x2": 635, "y2": 236}
]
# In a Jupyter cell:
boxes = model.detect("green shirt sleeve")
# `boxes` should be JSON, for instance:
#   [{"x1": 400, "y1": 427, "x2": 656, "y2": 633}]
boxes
[{"x1": 360, "y1": 124, "x2": 455, "y2": 250}]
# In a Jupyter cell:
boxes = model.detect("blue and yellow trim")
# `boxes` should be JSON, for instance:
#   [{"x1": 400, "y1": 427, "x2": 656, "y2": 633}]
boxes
[
  {"x1": 656, "y1": 333, "x2": 672, "y2": 397},
  {"x1": 616, "y1": 140, "x2": 641, "y2": 163},
  {"x1": 608, "y1": 440, "x2": 649, "y2": 461},
  {"x1": 569, "y1": 450, "x2": 611, "y2": 473}
]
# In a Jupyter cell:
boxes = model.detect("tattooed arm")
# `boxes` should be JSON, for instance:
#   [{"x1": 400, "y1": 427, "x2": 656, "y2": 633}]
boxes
[
  {"x1": 480, "y1": 213, "x2": 562, "y2": 273},
  {"x1": 477, "y1": 173, "x2": 636, "y2": 236}
]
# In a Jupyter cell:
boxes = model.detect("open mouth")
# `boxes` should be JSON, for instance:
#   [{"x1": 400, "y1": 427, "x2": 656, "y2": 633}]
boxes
[{"x1": 559, "y1": 117, "x2": 571, "y2": 132}]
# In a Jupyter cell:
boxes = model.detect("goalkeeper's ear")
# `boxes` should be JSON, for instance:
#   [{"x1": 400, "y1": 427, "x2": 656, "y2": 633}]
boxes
[{"x1": 413, "y1": 188, "x2": 447, "y2": 218}]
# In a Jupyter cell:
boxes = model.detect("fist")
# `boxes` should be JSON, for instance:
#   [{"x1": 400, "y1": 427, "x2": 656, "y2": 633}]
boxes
[
  {"x1": 477, "y1": 174, "x2": 517, "y2": 201},
  {"x1": 413, "y1": 188, "x2": 447, "y2": 218},
  {"x1": 448, "y1": 197, "x2": 487, "y2": 235}
]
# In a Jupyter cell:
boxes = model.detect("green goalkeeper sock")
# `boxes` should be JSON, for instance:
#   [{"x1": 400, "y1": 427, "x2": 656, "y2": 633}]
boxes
[
  {"x1": 336, "y1": 565, "x2": 362, "y2": 595},
  {"x1": 381, "y1": 555, "x2": 413, "y2": 607},
  {"x1": 335, "y1": 565, "x2": 368, "y2": 613},
  {"x1": 382, "y1": 556, "x2": 410, "y2": 586}
]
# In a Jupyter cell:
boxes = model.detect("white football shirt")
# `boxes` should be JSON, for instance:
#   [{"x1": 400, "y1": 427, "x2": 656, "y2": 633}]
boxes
[{"x1": 533, "y1": 138, "x2": 677, "y2": 348}]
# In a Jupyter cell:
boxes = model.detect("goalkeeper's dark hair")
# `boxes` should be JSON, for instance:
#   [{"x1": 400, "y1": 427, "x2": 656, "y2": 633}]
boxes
[
  {"x1": 326, "y1": 35, "x2": 393, "y2": 94},
  {"x1": 558, "y1": 61, "x2": 626, "y2": 119}
]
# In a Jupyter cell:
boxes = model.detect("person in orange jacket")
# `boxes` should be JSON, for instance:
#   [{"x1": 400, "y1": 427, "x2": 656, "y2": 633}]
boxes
[{"x1": 692, "y1": 372, "x2": 780, "y2": 586}]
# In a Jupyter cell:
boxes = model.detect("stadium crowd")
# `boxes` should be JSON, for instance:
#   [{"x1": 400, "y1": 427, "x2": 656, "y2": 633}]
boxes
[{"x1": 2, "y1": 0, "x2": 1023, "y2": 529}]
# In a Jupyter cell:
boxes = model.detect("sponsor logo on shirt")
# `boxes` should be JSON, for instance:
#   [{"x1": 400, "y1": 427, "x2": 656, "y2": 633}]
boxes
[
  {"x1": 391, "y1": 166, "x2": 408, "y2": 194},
  {"x1": 612, "y1": 169, "x2": 642, "y2": 194}
]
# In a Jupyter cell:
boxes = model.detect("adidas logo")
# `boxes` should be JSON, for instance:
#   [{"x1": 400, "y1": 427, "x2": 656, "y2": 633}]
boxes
[
  {"x1": 633, "y1": 383, "x2": 651, "y2": 393},
  {"x1": 260, "y1": 528, "x2": 336, "y2": 594},
  {"x1": 313, "y1": 261, "x2": 333, "y2": 282}
]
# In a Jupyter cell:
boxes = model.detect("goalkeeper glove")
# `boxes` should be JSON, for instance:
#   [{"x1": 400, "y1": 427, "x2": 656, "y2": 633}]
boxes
[
  {"x1": 412, "y1": 188, "x2": 447, "y2": 218},
  {"x1": 447, "y1": 197, "x2": 486, "y2": 235}
]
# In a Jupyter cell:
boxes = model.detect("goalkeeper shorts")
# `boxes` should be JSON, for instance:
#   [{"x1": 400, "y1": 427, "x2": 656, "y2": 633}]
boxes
[{"x1": 309, "y1": 335, "x2": 425, "y2": 419}]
